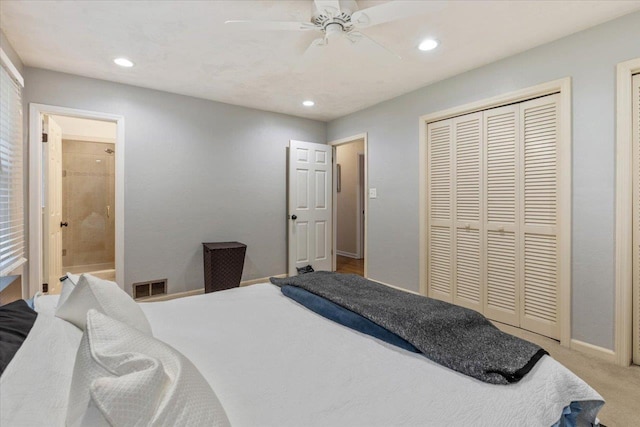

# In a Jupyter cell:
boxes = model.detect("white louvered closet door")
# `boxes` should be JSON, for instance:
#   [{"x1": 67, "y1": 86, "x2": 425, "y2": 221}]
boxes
[
  {"x1": 452, "y1": 113, "x2": 484, "y2": 311},
  {"x1": 426, "y1": 93, "x2": 562, "y2": 339},
  {"x1": 519, "y1": 94, "x2": 560, "y2": 339},
  {"x1": 427, "y1": 119, "x2": 453, "y2": 301},
  {"x1": 632, "y1": 73, "x2": 640, "y2": 364},
  {"x1": 482, "y1": 105, "x2": 521, "y2": 327}
]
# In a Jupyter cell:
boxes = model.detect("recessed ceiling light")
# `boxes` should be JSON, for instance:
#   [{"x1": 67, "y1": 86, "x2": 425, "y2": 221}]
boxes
[
  {"x1": 114, "y1": 57, "x2": 134, "y2": 67},
  {"x1": 302, "y1": 100, "x2": 315, "y2": 107},
  {"x1": 418, "y1": 39, "x2": 439, "y2": 52}
]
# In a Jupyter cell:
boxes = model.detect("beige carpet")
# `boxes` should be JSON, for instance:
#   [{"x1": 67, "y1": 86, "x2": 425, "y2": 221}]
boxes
[{"x1": 497, "y1": 324, "x2": 640, "y2": 426}]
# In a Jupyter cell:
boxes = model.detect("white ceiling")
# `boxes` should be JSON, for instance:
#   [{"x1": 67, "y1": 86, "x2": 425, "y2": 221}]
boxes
[
  {"x1": 2, "y1": 1, "x2": 639, "y2": 121},
  {"x1": 50, "y1": 115, "x2": 117, "y2": 142}
]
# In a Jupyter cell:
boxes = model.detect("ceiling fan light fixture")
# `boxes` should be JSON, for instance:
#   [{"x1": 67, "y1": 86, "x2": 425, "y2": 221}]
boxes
[
  {"x1": 418, "y1": 39, "x2": 439, "y2": 52},
  {"x1": 302, "y1": 100, "x2": 315, "y2": 107},
  {"x1": 114, "y1": 57, "x2": 134, "y2": 67}
]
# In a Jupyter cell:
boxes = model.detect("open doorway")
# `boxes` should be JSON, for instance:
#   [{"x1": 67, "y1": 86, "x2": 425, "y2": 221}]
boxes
[
  {"x1": 330, "y1": 134, "x2": 367, "y2": 277},
  {"x1": 52, "y1": 116, "x2": 116, "y2": 283},
  {"x1": 29, "y1": 104, "x2": 124, "y2": 296}
]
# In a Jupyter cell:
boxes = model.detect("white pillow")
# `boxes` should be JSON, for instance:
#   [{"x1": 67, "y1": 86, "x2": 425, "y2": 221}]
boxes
[
  {"x1": 67, "y1": 310, "x2": 230, "y2": 427},
  {"x1": 0, "y1": 314, "x2": 83, "y2": 426},
  {"x1": 56, "y1": 274, "x2": 152, "y2": 335},
  {"x1": 57, "y1": 273, "x2": 81, "y2": 309},
  {"x1": 33, "y1": 292, "x2": 60, "y2": 315}
]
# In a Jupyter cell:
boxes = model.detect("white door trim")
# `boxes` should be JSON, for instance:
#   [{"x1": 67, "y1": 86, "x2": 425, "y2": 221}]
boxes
[
  {"x1": 328, "y1": 133, "x2": 368, "y2": 278},
  {"x1": 357, "y1": 152, "x2": 365, "y2": 259},
  {"x1": 419, "y1": 77, "x2": 572, "y2": 347},
  {"x1": 615, "y1": 58, "x2": 640, "y2": 366},
  {"x1": 29, "y1": 103, "x2": 125, "y2": 294}
]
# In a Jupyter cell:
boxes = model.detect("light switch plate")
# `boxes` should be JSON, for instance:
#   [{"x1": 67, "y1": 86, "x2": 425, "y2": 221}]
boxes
[{"x1": 369, "y1": 188, "x2": 377, "y2": 199}]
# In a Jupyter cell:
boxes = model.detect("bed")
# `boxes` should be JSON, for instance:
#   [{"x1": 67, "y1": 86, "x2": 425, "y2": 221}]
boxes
[{"x1": 1, "y1": 276, "x2": 604, "y2": 426}]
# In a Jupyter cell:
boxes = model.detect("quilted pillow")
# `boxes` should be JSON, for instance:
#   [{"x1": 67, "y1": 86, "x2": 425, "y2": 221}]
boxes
[
  {"x1": 56, "y1": 272, "x2": 81, "y2": 309},
  {"x1": 56, "y1": 274, "x2": 152, "y2": 335},
  {"x1": 67, "y1": 310, "x2": 229, "y2": 427}
]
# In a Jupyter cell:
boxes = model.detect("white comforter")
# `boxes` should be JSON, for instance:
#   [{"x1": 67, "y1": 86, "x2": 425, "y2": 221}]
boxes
[
  {"x1": 140, "y1": 284, "x2": 603, "y2": 427},
  {"x1": 1, "y1": 283, "x2": 603, "y2": 426}
]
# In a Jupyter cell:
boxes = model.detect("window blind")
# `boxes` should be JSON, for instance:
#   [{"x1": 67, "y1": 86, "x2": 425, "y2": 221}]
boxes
[{"x1": 0, "y1": 62, "x2": 25, "y2": 276}]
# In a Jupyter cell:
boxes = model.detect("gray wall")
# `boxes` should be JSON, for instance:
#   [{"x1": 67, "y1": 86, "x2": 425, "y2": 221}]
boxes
[
  {"x1": 1, "y1": 30, "x2": 24, "y2": 75},
  {"x1": 327, "y1": 11, "x2": 640, "y2": 350},
  {"x1": 24, "y1": 68, "x2": 325, "y2": 295}
]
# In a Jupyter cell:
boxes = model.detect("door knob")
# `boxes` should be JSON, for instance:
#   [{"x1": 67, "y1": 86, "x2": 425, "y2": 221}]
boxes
[
  {"x1": 291, "y1": 215, "x2": 297, "y2": 220},
  {"x1": 60, "y1": 222, "x2": 68, "y2": 227}
]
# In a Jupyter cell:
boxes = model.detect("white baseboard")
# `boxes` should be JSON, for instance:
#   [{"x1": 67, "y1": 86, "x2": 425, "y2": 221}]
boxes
[
  {"x1": 239, "y1": 274, "x2": 286, "y2": 287},
  {"x1": 368, "y1": 278, "x2": 421, "y2": 295},
  {"x1": 137, "y1": 274, "x2": 287, "y2": 302},
  {"x1": 336, "y1": 250, "x2": 360, "y2": 259},
  {"x1": 570, "y1": 339, "x2": 617, "y2": 364}
]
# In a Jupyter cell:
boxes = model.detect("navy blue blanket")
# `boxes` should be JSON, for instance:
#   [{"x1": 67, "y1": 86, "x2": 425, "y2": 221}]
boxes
[{"x1": 282, "y1": 285, "x2": 419, "y2": 353}]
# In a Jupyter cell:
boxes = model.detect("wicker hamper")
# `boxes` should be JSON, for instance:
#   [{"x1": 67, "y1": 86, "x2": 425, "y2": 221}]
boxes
[{"x1": 202, "y1": 242, "x2": 247, "y2": 293}]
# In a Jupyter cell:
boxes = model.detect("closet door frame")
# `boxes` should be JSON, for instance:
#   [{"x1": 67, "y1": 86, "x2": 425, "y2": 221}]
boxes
[
  {"x1": 615, "y1": 58, "x2": 640, "y2": 367},
  {"x1": 419, "y1": 77, "x2": 572, "y2": 347}
]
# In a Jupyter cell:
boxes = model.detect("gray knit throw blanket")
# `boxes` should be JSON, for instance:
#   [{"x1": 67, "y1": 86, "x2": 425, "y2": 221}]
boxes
[{"x1": 271, "y1": 271, "x2": 547, "y2": 385}]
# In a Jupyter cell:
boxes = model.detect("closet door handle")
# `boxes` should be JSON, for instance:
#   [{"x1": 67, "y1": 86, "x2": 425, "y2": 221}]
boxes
[
  {"x1": 107, "y1": 205, "x2": 110, "y2": 218},
  {"x1": 60, "y1": 222, "x2": 68, "y2": 228}
]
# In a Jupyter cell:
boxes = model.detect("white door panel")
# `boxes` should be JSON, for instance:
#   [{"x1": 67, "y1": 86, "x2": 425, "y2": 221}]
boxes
[
  {"x1": 288, "y1": 140, "x2": 332, "y2": 275},
  {"x1": 43, "y1": 115, "x2": 63, "y2": 293},
  {"x1": 426, "y1": 120, "x2": 453, "y2": 301},
  {"x1": 483, "y1": 104, "x2": 520, "y2": 327},
  {"x1": 519, "y1": 94, "x2": 560, "y2": 340},
  {"x1": 452, "y1": 112, "x2": 483, "y2": 311}
]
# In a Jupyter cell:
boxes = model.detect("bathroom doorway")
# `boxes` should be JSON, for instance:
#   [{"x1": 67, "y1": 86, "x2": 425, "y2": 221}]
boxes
[
  {"x1": 55, "y1": 115, "x2": 116, "y2": 282},
  {"x1": 30, "y1": 105, "x2": 124, "y2": 296}
]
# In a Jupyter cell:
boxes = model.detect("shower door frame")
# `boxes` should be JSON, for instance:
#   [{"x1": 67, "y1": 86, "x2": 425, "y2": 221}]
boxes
[{"x1": 28, "y1": 104, "x2": 125, "y2": 295}]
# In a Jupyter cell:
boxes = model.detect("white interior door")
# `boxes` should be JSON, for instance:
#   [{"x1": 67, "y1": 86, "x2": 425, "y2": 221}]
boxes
[
  {"x1": 288, "y1": 140, "x2": 332, "y2": 276},
  {"x1": 632, "y1": 73, "x2": 640, "y2": 364},
  {"x1": 43, "y1": 115, "x2": 63, "y2": 293}
]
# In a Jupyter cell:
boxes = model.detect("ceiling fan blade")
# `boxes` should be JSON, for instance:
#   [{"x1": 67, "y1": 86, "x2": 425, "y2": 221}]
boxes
[
  {"x1": 224, "y1": 20, "x2": 318, "y2": 31},
  {"x1": 351, "y1": 1, "x2": 444, "y2": 28},
  {"x1": 340, "y1": 0, "x2": 360, "y2": 13},
  {"x1": 294, "y1": 38, "x2": 327, "y2": 72},
  {"x1": 314, "y1": 0, "x2": 341, "y2": 15},
  {"x1": 347, "y1": 31, "x2": 401, "y2": 60}
]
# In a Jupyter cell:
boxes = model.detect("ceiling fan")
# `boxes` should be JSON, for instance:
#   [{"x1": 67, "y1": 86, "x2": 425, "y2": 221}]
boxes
[{"x1": 225, "y1": 0, "x2": 441, "y2": 62}]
